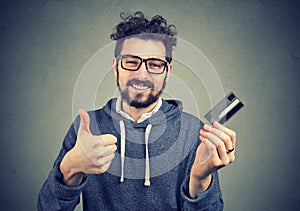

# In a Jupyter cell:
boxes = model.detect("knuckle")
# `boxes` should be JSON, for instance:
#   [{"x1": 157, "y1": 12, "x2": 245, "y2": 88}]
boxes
[
  {"x1": 96, "y1": 152, "x2": 105, "y2": 159},
  {"x1": 221, "y1": 134, "x2": 230, "y2": 143},
  {"x1": 223, "y1": 158, "x2": 230, "y2": 166},
  {"x1": 111, "y1": 153, "x2": 116, "y2": 160},
  {"x1": 101, "y1": 166, "x2": 108, "y2": 172},
  {"x1": 207, "y1": 144, "x2": 216, "y2": 152},
  {"x1": 95, "y1": 168, "x2": 106, "y2": 174},
  {"x1": 217, "y1": 141, "x2": 226, "y2": 151},
  {"x1": 100, "y1": 163, "x2": 111, "y2": 172},
  {"x1": 90, "y1": 152, "x2": 99, "y2": 161},
  {"x1": 200, "y1": 130, "x2": 208, "y2": 138},
  {"x1": 96, "y1": 157, "x2": 107, "y2": 166},
  {"x1": 231, "y1": 130, "x2": 237, "y2": 138},
  {"x1": 92, "y1": 142, "x2": 100, "y2": 148},
  {"x1": 105, "y1": 153, "x2": 115, "y2": 163},
  {"x1": 110, "y1": 144, "x2": 117, "y2": 152},
  {"x1": 95, "y1": 159, "x2": 103, "y2": 167}
]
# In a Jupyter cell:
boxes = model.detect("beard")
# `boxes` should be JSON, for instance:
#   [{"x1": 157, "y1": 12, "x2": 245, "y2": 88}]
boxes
[{"x1": 117, "y1": 69, "x2": 167, "y2": 109}]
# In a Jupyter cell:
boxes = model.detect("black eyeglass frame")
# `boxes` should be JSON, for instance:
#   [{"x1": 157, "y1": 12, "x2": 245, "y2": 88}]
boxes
[{"x1": 118, "y1": 54, "x2": 169, "y2": 74}]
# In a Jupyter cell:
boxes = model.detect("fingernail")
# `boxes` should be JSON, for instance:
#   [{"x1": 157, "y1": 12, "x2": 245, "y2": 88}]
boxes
[
  {"x1": 203, "y1": 124, "x2": 210, "y2": 130},
  {"x1": 213, "y1": 121, "x2": 219, "y2": 127}
]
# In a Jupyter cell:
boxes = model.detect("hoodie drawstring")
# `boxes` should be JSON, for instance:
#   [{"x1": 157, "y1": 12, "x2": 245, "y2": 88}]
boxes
[
  {"x1": 119, "y1": 120, "x2": 153, "y2": 187},
  {"x1": 144, "y1": 124, "x2": 152, "y2": 186},
  {"x1": 119, "y1": 120, "x2": 126, "y2": 183}
]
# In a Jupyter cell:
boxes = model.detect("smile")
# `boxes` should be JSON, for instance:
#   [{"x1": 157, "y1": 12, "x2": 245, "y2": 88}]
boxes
[
  {"x1": 126, "y1": 79, "x2": 154, "y2": 91},
  {"x1": 131, "y1": 84, "x2": 150, "y2": 90}
]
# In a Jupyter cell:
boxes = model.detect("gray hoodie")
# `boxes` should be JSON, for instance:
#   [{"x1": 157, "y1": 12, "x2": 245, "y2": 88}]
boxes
[{"x1": 38, "y1": 98, "x2": 223, "y2": 210}]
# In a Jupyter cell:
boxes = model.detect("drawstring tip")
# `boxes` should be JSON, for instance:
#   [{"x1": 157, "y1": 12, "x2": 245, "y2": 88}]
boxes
[
  {"x1": 120, "y1": 177, "x2": 124, "y2": 183},
  {"x1": 144, "y1": 179, "x2": 150, "y2": 187}
]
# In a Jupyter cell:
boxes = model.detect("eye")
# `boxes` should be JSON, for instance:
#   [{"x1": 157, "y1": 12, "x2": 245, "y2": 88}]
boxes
[
  {"x1": 148, "y1": 61, "x2": 164, "y2": 69},
  {"x1": 126, "y1": 60, "x2": 138, "y2": 65},
  {"x1": 123, "y1": 58, "x2": 140, "y2": 67}
]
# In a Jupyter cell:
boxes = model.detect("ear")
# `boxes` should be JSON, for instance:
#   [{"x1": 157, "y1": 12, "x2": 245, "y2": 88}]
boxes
[
  {"x1": 166, "y1": 63, "x2": 172, "y2": 82},
  {"x1": 112, "y1": 57, "x2": 117, "y2": 76}
]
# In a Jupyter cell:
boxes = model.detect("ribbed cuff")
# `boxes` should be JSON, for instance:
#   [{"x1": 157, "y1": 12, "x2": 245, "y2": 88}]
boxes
[
  {"x1": 181, "y1": 172, "x2": 223, "y2": 210},
  {"x1": 48, "y1": 162, "x2": 87, "y2": 200}
]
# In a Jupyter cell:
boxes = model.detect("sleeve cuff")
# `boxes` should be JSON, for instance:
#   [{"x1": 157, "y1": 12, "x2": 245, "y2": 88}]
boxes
[
  {"x1": 48, "y1": 162, "x2": 87, "y2": 200},
  {"x1": 181, "y1": 172, "x2": 223, "y2": 210}
]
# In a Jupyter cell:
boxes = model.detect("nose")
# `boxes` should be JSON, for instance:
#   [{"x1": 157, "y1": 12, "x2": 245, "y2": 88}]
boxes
[{"x1": 135, "y1": 61, "x2": 149, "y2": 79}]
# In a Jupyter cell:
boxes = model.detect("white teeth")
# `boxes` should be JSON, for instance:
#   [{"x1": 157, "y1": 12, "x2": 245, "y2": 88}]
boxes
[{"x1": 132, "y1": 84, "x2": 148, "y2": 90}]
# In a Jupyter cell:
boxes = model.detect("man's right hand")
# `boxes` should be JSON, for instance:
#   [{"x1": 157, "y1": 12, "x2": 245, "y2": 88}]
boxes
[{"x1": 59, "y1": 109, "x2": 117, "y2": 186}]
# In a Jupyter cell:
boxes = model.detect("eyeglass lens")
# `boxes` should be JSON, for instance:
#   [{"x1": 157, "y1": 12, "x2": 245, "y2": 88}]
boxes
[{"x1": 121, "y1": 55, "x2": 167, "y2": 74}]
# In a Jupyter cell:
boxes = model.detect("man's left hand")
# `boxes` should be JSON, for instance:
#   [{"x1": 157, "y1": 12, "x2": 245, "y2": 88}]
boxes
[{"x1": 188, "y1": 121, "x2": 236, "y2": 198}]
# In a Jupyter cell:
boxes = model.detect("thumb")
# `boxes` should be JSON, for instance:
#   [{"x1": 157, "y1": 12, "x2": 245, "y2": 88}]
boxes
[{"x1": 78, "y1": 108, "x2": 91, "y2": 135}]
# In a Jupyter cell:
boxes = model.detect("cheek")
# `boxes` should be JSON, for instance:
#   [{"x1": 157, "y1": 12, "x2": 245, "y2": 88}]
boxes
[
  {"x1": 150, "y1": 81, "x2": 163, "y2": 93},
  {"x1": 154, "y1": 80, "x2": 163, "y2": 89},
  {"x1": 117, "y1": 71, "x2": 131, "y2": 85},
  {"x1": 152, "y1": 75, "x2": 166, "y2": 89}
]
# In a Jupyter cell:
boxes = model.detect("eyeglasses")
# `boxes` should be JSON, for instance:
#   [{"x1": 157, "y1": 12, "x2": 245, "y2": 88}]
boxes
[{"x1": 119, "y1": 54, "x2": 168, "y2": 74}]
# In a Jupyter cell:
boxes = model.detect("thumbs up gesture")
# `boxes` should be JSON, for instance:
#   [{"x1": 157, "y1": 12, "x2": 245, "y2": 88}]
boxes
[{"x1": 60, "y1": 109, "x2": 117, "y2": 186}]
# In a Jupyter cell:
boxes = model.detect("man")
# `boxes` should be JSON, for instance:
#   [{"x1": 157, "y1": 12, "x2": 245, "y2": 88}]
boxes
[{"x1": 38, "y1": 11, "x2": 236, "y2": 210}]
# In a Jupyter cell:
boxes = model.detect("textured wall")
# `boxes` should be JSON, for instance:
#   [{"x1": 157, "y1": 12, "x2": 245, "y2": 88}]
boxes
[{"x1": 0, "y1": 0, "x2": 299, "y2": 210}]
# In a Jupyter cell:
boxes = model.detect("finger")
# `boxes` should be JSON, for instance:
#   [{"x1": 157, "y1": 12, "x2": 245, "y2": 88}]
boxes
[
  {"x1": 227, "y1": 149, "x2": 235, "y2": 163},
  {"x1": 90, "y1": 162, "x2": 112, "y2": 174},
  {"x1": 200, "y1": 128, "x2": 233, "y2": 164},
  {"x1": 200, "y1": 135, "x2": 217, "y2": 152},
  {"x1": 215, "y1": 141, "x2": 230, "y2": 166},
  {"x1": 99, "y1": 162, "x2": 112, "y2": 172},
  {"x1": 198, "y1": 136, "x2": 217, "y2": 165},
  {"x1": 79, "y1": 135, "x2": 117, "y2": 159},
  {"x1": 96, "y1": 134, "x2": 117, "y2": 146},
  {"x1": 200, "y1": 128, "x2": 221, "y2": 147},
  {"x1": 213, "y1": 121, "x2": 237, "y2": 147},
  {"x1": 203, "y1": 124, "x2": 233, "y2": 151},
  {"x1": 95, "y1": 145, "x2": 117, "y2": 158},
  {"x1": 95, "y1": 152, "x2": 115, "y2": 167},
  {"x1": 78, "y1": 109, "x2": 91, "y2": 135},
  {"x1": 200, "y1": 136, "x2": 231, "y2": 166},
  {"x1": 108, "y1": 144, "x2": 117, "y2": 152}
]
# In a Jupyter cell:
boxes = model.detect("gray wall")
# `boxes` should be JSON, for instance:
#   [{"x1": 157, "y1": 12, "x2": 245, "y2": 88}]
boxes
[{"x1": 1, "y1": 0, "x2": 299, "y2": 210}]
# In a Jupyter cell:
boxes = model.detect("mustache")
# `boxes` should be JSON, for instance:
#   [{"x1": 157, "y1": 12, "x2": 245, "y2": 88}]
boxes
[{"x1": 126, "y1": 79, "x2": 155, "y2": 89}]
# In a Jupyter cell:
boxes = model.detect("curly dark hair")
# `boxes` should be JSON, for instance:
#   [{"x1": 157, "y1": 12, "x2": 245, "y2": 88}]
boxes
[{"x1": 110, "y1": 11, "x2": 177, "y2": 63}]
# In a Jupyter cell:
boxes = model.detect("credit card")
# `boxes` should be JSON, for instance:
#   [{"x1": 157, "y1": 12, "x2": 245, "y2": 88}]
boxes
[{"x1": 204, "y1": 91, "x2": 244, "y2": 124}]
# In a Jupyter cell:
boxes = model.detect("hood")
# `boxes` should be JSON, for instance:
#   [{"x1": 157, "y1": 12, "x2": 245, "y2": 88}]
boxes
[{"x1": 103, "y1": 98, "x2": 183, "y2": 128}]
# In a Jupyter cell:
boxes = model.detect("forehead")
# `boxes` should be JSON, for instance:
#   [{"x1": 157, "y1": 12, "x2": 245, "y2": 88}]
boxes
[{"x1": 120, "y1": 38, "x2": 166, "y2": 58}]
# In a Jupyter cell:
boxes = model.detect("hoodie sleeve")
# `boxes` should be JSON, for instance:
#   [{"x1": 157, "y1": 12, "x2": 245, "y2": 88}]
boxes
[
  {"x1": 37, "y1": 116, "x2": 87, "y2": 211},
  {"x1": 180, "y1": 172, "x2": 224, "y2": 210},
  {"x1": 179, "y1": 115, "x2": 224, "y2": 210}
]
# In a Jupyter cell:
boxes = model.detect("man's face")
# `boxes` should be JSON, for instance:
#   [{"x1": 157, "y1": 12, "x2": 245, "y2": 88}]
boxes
[{"x1": 113, "y1": 37, "x2": 172, "y2": 108}]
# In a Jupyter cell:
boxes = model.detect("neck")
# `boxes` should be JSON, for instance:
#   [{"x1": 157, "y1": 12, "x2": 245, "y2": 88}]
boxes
[{"x1": 121, "y1": 100, "x2": 159, "y2": 122}]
